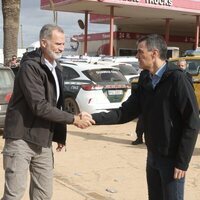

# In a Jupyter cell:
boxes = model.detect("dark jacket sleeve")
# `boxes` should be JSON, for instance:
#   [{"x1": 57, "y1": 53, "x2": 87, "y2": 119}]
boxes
[
  {"x1": 173, "y1": 71, "x2": 200, "y2": 170},
  {"x1": 53, "y1": 123, "x2": 66, "y2": 145},
  {"x1": 19, "y1": 61, "x2": 74, "y2": 124},
  {"x1": 92, "y1": 84, "x2": 140, "y2": 125}
]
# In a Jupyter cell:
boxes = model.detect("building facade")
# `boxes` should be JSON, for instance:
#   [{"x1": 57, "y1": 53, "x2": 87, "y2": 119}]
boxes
[{"x1": 41, "y1": 0, "x2": 200, "y2": 56}]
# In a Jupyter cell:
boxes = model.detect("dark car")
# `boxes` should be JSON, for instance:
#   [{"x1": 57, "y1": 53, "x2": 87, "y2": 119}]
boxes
[{"x1": 0, "y1": 66, "x2": 14, "y2": 128}]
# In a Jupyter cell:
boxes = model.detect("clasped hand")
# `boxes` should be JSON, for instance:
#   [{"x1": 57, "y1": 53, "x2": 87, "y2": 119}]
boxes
[{"x1": 73, "y1": 112, "x2": 95, "y2": 129}]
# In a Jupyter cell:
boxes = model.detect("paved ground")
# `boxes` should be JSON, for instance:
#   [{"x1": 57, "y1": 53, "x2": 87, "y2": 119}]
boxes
[{"x1": 0, "y1": 122, "x2": 199, "y2": 200}]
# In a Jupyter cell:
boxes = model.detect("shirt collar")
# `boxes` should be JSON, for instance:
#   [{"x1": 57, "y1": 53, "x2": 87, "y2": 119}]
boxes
[
  {"x1": 44, "y1": 59, "x2": 57, "y2": 72},
  {"x1": 154, "y1": 62, "x2": 166, "y2": 78}
]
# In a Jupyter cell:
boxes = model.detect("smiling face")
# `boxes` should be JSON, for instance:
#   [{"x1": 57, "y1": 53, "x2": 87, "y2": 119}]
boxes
[
  {"x1": 41, "y1": 29, "x2": 65, "y2": 63},
  {"x1": 136, "y1": 41, "x2": 154, "y2": 71}
]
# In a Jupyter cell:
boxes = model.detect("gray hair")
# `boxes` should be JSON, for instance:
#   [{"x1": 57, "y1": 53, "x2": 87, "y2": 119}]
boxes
[
  {"x1": 39, "y1": 24, "x2": 64, "y2": 40},
  {"x1": 177, "y1": 59, "x2": 186, "y2": 65},
  {"x1": 137, "y1": 34, "x2": 167, "y2": 60}
]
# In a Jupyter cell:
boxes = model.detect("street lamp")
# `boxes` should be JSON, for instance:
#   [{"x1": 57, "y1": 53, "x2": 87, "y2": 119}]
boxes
[{"x1": 20, "y1": 24, "x2": 23, "y2": 49}]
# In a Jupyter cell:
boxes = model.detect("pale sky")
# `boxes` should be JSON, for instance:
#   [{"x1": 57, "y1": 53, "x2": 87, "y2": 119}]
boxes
[{"x1": 0, "y1": 0, "x2": 109, "y2": 49}]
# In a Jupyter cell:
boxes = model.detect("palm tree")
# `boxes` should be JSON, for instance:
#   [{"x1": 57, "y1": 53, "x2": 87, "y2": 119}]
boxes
[{"x1": 2, "y1": 0, "x2": 21, "y2": 66}]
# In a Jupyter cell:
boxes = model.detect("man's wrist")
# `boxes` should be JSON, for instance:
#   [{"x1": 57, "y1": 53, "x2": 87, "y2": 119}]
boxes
[{"x1": 73, "y1": 115, "x2": 80, "y2": 125}]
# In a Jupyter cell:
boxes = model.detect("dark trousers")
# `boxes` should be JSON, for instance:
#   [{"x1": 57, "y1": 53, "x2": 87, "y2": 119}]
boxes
[
  {"x1": 136, "y1": 115, "x2": 144, "y2": 138},
  {"x1": 146, "y1": 151, "x2": 185, "y2": 200}
]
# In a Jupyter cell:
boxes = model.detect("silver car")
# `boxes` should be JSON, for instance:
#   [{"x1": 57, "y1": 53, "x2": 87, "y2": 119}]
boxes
[{"x1": 0, "y1": 66, "x2": 14, "y2": 128}]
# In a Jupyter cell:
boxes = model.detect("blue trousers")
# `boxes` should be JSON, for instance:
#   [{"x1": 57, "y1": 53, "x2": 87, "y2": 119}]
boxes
[{"x1": 146, "y1": 151, "x2": 185, "y2": 200}]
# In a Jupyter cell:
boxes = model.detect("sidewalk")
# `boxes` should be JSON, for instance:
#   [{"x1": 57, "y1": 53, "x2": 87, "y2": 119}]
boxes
[
  {"x1": 0, "y1": 123, "x2": 200, "y2": 200},
  {"x1": 0, "y1": 137, "x2": 91, "y2": 200},
  {"x1": 0, "y1": 164, "x2": 89, "y2": 200}
]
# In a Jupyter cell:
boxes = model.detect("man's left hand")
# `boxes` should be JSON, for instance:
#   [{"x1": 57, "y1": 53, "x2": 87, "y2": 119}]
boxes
[
  {"x1": 174, "y1": 168, "x2": 186, "y2": 179},
  {"x1": 56, "y1": 143, "x2": 65, "y2": 152}
]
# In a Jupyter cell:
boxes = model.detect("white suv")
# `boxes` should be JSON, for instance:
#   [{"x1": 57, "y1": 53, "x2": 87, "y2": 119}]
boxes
[{"x1": 61, "y1": 61, "x2": 131, "y2": 114}]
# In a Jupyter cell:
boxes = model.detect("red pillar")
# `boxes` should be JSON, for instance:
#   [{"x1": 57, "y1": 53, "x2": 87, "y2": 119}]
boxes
[
  {"x1": 109, "y1": 6, "x2": 114, "y2": 56},
  {"x1": 84, "y1": 11, "x2": 88, "y2": 56},
  {"x1": 165, "y1": 18, "x2": 171, "y2": 45},
  {"x1": 195, "y1": 15, "x2": 200, "y2": 49}
]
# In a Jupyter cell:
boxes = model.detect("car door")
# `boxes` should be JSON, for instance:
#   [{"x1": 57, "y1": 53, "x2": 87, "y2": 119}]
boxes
[{"x1": 0, "y1": 67, "x2": 14, "y2": 128}]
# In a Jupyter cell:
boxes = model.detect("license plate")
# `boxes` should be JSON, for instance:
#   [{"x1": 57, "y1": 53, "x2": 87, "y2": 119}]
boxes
[{"x1": 108, "y1": 90, "x2": 123, "y2": 95}]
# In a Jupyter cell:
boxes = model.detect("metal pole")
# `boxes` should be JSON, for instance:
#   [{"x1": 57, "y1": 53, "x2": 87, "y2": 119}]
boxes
[
  {"x1": 109, "y1": 6, "x2": 114, "y2": 56},
  {"x1": 84, "y1": 11, "x2": 88, "y2": 56},
  {"x1": 195, "y1": 15, "x2": 199, "y2": 49},
  {"x1": 165, "y1": 18, "x2": 171, "y2": 45},
  {"x1": 55, "y1": 11, "x2": 58, "y2": 25},
  {"x1": 20, "y1": 24, "x2": 23, "y2": 49}
]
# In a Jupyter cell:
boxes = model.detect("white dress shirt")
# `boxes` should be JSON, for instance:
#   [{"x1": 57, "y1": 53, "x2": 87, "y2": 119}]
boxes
[{"x1": 45, "y1": 59, "x2": 60, "y2": 102}]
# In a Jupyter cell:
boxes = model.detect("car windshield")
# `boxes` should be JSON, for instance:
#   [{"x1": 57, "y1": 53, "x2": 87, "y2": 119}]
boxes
[
  {"x1": 83, "y1": 68, "x2": 127, "y2": 83},
  {"x1": 186, "y1": 60, "x2": 200, "y2": 75},
  {"x1": 122, "y1": 61, "x2": 140, "y2": 70},
  {"x1": 113, "y1": 64, "x2": 138, "y2": 76}
]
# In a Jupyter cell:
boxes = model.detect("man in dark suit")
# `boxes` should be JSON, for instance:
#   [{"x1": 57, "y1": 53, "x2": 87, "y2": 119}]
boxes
[{"x1": 90, "y1": 34, "x2": 199, "y2": 200}]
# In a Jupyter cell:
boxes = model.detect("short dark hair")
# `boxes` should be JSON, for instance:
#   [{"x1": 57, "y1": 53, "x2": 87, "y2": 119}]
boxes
[
  {"x1": 137, "y1": 34, "x2": 167, "y2": 60},
  {"x1": 39, "y1": 24, "x2": 64, "y2": 40}
]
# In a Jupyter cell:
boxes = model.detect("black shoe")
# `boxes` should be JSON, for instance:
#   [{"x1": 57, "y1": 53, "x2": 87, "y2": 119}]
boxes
[{"x1": 131, "y1": 138, "x2": 143, "y2": 145}]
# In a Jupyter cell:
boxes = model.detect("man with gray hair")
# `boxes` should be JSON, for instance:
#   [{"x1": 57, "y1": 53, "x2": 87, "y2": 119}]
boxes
[
  {"x1": 177, "y1": 59, "x2": 187, "y2": 70},
  {"x1": 1, "y1": 24, "x2": 94, "y2": 200},
  {"x1": 177, "y1": 59, "x2": 193, "y2": 86}
]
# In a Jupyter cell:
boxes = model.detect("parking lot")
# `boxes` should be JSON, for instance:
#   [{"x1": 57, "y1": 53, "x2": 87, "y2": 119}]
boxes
[{"x1": 0, "y1": 122, "x2": 199, "y2": 200}]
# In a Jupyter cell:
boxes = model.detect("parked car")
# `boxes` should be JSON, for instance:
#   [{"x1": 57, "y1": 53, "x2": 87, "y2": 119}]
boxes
[
  {"x1": 111, "y1": 63, "x2": 139, "y2": 82},
  {"x1": 0, "y1": 66, "x2": 14, "y2": 128},
  {"x1": 182, "y1": 48, "x2": 200, "y2": 57},
  {"x1": 169, "y1": 56, "x2": 200, "y2": 110},
  {"x1": 93, "y1": 60, "x2": 139, "y2": 83},
  {"x1": 60, "y1": 61, "x2": 131, "y2": 114},
  {"x1": 100, "y1": 56, "x2": 140, "y2": 71}
]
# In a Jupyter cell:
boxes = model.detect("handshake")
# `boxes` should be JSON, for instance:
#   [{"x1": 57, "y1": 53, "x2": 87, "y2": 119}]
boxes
[{"x1": 73, "y1": 112, "x2": 95, "y2": 129}]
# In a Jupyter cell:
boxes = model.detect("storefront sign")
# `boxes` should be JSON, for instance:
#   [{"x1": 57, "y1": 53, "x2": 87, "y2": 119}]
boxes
[
  {"x1": 121, "y1": 0, "x2": 139, "y2": 2},
  {"x1": 121, "y1": 0, "x2": 173, "y2": 6},
  {"x1": 41, "y1": 0, "x2": 200, "y2": 12},
  {"x1": 74, "y1": 31, "x2": 195, "y2": 44},
  {"x1": 145, "y1": 0, "x2": 173, "y2": 6}
]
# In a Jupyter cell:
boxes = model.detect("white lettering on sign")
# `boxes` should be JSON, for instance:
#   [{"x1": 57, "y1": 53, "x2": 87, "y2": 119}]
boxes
[
  {"x1": 121, "y1": 0, "x2": 139, "y2": 2},
  {"x1": 145, "y1": 0, "x2": 173, "y2": 6},
  {"x1": 102, "y1": 33, "x2": 110, "y2": 39}
]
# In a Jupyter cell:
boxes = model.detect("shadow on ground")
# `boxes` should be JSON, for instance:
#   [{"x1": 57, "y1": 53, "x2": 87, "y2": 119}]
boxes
[
  {"x1": 193, "y1": 147, "x2": 200, "y2": 156},
  {"x1": 69, "y1": 131, "x2": 147, "y2": 149}
]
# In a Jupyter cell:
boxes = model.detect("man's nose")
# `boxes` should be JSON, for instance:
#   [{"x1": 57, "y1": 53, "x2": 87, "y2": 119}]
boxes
[{"x1": 59, "y1": 44, "x2": 65, "y2": 52}]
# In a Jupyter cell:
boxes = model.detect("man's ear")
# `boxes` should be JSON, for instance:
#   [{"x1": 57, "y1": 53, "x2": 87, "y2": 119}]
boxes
[
  {"x1": 40, "y1": 39, "x2": 47, "y2": 48},
  {"x1": 152, "y1": 49, "x2": 159, "y2": 58}
]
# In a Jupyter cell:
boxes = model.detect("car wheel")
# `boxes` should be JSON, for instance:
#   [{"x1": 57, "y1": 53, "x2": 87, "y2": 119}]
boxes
[{"x1": 64, "y1": 97, "x2": 80, "y2": 115}]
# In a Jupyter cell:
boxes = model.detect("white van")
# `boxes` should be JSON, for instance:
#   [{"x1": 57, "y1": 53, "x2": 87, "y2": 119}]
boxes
[{"x1": 26, "y1": 41, "x2": 40, "y2": 52}]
